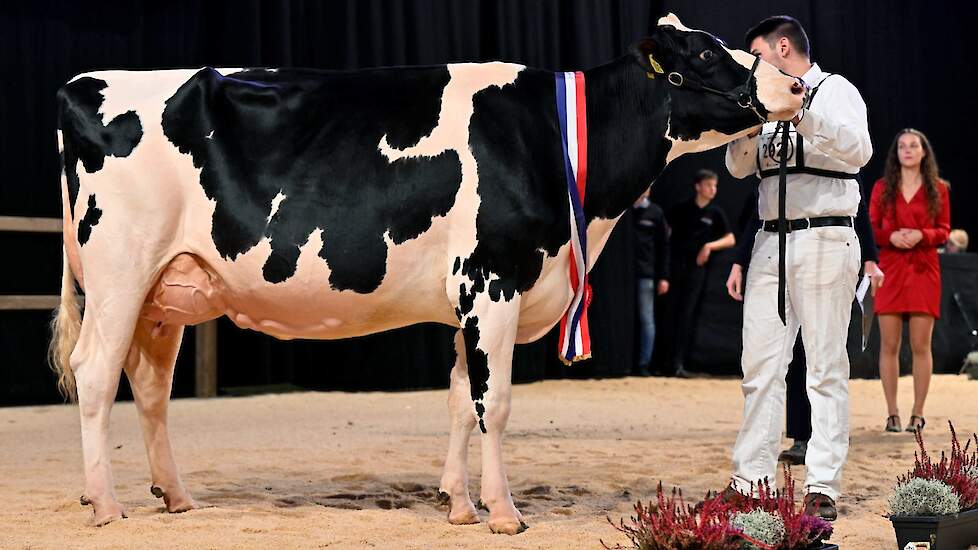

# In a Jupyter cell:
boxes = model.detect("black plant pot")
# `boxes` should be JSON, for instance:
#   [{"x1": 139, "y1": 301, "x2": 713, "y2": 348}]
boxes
[{"x1": 890, "y1": 507, "x2": 978, "y2": 549}]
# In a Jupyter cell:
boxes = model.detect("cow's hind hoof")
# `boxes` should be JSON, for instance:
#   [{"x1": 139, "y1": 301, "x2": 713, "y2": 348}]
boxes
[
  {"x1": 488, "y1": 518, "x2": 528, "y2": 535},
  {"x1": 150, "y1": 485, "x2": 196, "y2": 513},
  {"x1": 92, "y1": 504, "x2": 127, "y2": 527},
  {"x1": 166, "y1": 497, "x2": 197, "y2": 514}
]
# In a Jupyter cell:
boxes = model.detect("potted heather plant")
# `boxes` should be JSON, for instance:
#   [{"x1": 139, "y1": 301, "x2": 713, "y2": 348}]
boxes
[
  {"x1": 888, "y1": 422, "x2": 978, "y2": 549},
  {"x1": 603, "y1": 468, "x2": 836, "y2": 550}
]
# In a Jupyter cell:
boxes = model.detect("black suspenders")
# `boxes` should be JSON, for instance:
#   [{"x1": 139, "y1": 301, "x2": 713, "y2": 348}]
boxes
[{"x1": 757, "y1": 74, "x2": 858, "y2": 180}]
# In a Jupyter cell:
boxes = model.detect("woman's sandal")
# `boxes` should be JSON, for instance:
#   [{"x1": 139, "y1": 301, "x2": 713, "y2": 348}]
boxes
[
  {"x1": 885, "y1": 415, "x2": 902, "y2": 433},
  {"x1": 906, "y1": 415, "x2": 926, "y2": 433}
]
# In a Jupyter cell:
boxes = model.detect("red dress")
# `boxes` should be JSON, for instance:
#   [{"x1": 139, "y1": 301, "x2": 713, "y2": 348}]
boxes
[{"x1": 869, "y1": 178, "x2": 951, "y2": 318}]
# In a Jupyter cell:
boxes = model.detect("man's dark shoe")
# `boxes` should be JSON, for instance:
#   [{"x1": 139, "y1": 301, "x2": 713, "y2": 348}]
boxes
[
  {"x1": 717, "y1": 484, "x2": 751, "y2": 506},
  {"x1": 694, "y1": 484, "x2": 763, "y2": 514},
  {"x1": 778, "y1": 439, "x2": 808, "y2": 466},
  {"x1": 804, "y1": 493, "x2": 838, "y2": 521},
  {"x1": 674, "y1": 366, "x2": 694, "y2": 378},
  {"x1": 697, "y1": 484, "x2": 753, "y2": 510}
]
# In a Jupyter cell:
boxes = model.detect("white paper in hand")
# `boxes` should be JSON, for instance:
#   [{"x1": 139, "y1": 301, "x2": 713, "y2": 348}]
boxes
[{"x1": 855, "y1": 274, "x2": 871, "y2": 312}]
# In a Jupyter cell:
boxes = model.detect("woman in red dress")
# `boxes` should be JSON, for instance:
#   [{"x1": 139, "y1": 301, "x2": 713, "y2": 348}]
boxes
[{"x1": 869, "y1": 128, "x2": 950, "y2": 434}]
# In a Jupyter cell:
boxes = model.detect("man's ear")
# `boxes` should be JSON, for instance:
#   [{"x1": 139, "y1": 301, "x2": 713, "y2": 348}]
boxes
[
  {"x1": 629, "y1": 33, "x2": 671, "y2": 76},
  {"x1": 778, "y1": 36, "x2": 791, "y2": 58}
]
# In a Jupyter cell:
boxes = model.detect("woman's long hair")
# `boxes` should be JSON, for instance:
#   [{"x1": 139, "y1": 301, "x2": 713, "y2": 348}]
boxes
[{"x1": 881, "y1": 128, "x2": 945, "y2": 219}]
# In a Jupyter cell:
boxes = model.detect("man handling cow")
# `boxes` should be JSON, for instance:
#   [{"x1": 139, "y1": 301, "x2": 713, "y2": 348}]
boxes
[{"x1": 723, "y1": 15, "x2": 879, "y2": 521}]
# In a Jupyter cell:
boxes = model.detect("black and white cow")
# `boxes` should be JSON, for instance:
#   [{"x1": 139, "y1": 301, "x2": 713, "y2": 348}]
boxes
[{"x1": 50, "y1": 14, "x2": 803, "y2": 532}]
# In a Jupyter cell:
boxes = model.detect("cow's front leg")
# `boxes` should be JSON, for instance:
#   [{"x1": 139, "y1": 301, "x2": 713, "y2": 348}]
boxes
[
  {"x1": 438, "y1": 329, "x2": 479, "y2": 524},
  {"x1": 458, "y1": 297, "x2": 525, "y2": 535}
]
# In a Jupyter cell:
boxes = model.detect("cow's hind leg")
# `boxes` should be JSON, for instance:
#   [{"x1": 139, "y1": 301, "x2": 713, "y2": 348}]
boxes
[
  {"x1": 438, "y1": 329, "x2": 479, "y2": 524},
  {"x1": 457, "y1": 297, "x2": 525, "y2": 535},
  {"x1": 73, "y1": 294, "x2": 146, "y2": 525},
  {"x1": 123, "y1": 318, "x2": 195, "y2": 513}
]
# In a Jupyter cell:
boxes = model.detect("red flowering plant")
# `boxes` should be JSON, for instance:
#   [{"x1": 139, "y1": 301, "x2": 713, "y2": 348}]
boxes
[
  {"x1": 897, "y1": 422, "x2": 978, "y2": 512},
  {"x1": 601, "y1": 483, "x2": 766, "y2": 550},
  {"x1": 603, "y1": 468, "x2": 833, "y2": 550},
  {"x1": 748, "y1": 470, "x2": 834, "y2": 549}
]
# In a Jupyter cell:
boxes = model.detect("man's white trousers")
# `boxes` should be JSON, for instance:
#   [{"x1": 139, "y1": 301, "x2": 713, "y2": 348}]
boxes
[{"x1": 731, "y1": 226, "x2": 860, "y2": 501}]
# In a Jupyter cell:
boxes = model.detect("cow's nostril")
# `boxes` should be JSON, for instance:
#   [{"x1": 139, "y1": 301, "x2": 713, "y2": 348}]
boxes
[{"x1": 790, "y1": 83, "x2": 804, "y2": 95}]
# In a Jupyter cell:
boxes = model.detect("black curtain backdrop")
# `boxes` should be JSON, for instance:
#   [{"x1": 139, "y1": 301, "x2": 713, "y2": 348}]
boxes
[{"x1": 1, "y1": 1, "x2": 975, "y2": 405}]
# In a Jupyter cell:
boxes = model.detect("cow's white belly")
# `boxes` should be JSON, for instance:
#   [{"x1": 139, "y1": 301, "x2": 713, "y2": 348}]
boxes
[{"x1": 143, "y1": 212, "x2": 462, "y2": 340}]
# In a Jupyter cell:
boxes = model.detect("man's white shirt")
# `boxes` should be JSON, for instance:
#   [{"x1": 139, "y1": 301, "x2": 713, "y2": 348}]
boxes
[{"x1": 725, "y1": 63, "x2": 873, "y2": 220}]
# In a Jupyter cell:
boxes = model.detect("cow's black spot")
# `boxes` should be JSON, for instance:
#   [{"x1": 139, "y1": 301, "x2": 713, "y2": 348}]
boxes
[
  {"x1": 465, "y1": 69, "x2": 570, "y2": 296},
  {"x1": 460, "y1": 259, "x2": 486, "y2": 293},
  {"x1": 57, "y1": 77, "x2": 143, "y2": 217},
  {"x1": 461, "y1": 317, "x2": 490, "y2": 433},
  {"x1": 488, "y1": 278, "x2": 518, "y2": 302},
  {"x1": 77, "y1": 194, "x2": 102, "y2": 246},
  {"x1": 452, "y1": 256, "x2": 461, "y2": 276},
  {"x1": 475, "y1": 402, "x2": 486, "y2": 434},
  {"x1": 457, "y1": 283, "x2": 475, "y2": 318},
  {"x1": 161, "y1": 67, "x2": 461, "y2": 292}
]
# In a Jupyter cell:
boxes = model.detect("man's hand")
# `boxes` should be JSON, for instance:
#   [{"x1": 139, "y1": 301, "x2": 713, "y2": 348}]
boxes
[
  {"x1": 657, "y1": 280, "x2": 670, "y2": 295},
  {"x1": 696, "y1": 244, "x2": 712, "y2": 266},
  {"x1": 726, "y1": 264, "x2": 744, "y2": 301},
  {"x1": 791, "y1": 108, "x2": 805, "y2": 126},
  {"x1": 864, "y1": 261, "x2": 884, "y2": 297}
]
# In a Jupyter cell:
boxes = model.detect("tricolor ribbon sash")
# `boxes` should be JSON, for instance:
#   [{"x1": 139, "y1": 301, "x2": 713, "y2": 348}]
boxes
[{"x1": 555, "y1": 71, "x2": 592, "y2": 365}]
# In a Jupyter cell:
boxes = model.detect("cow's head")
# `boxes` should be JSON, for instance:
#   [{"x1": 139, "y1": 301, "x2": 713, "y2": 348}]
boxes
[{"x1": 631, "y1": 14, "x2": 804, "y2": 160}]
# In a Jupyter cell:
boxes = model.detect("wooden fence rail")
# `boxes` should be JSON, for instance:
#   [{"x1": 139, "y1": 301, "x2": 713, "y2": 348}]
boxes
[{"x1": 0, "y1": 216, "x2": 217, "y2": 397}]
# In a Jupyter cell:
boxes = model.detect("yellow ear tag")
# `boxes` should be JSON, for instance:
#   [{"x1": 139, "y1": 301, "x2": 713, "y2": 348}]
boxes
[{"x1": 649, "y1": 54, "x2": 665, "y2": 74}]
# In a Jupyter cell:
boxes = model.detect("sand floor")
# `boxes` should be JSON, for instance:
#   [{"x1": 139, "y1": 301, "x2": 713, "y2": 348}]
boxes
[{"x1": 1, "y1": 374, "x2": 976, "y2": 549}]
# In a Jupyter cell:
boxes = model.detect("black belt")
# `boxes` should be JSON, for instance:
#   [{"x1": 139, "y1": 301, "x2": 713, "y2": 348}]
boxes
[
  {"x1": 759, "y1": 167, "x2": 859, "y2": 179},
  {"x1": 762, "y1": 216, "x2": 853, "y2": 233}
]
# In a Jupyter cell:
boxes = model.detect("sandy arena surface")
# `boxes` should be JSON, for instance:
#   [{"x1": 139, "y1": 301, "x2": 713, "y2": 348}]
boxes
[{"x1": 1, "y1": 374, "x2": 976, "y2": 549}]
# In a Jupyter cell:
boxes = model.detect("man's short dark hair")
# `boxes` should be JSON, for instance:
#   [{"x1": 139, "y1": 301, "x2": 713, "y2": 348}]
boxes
[
  {"x1": 745, "y1": 15, "x2": 811, "y2": 58},
  {"x1": 693, "y1": 169, "x2": 718, "y2": 185}
]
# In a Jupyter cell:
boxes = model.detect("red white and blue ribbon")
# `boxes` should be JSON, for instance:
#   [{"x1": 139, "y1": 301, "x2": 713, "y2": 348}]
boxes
[{"x1": 555, "y1": 71, "x2": 592, "y2": 365}]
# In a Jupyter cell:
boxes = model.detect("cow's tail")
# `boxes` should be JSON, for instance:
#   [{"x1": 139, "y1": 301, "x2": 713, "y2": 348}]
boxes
[{"x1": 49, "y1": 248, "x2": 82, "y2": 403}]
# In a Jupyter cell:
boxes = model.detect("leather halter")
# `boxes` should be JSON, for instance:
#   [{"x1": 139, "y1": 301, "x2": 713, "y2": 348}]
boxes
[{"x1": 665, "y1": 55, "x2": 767, "y2": 123}]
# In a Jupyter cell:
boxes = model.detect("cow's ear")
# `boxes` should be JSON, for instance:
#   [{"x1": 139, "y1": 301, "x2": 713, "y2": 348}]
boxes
[{"x1": 629, "y1": 36, "x2": 670, "y2": 76}]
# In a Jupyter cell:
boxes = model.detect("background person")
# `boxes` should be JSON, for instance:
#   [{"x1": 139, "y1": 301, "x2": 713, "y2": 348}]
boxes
[
  {"x1": 665, "y1": 169, "x2": 735, "y2": 377},
  {"x1": 942, "y1": 228, "x2": 969, "y2": 253},
  {"x1": 869, "y1": 128, "x2": 951, "y2": 434},
  {"x1": 633, "y1": 188, "x2": 670, "y2": 377}
]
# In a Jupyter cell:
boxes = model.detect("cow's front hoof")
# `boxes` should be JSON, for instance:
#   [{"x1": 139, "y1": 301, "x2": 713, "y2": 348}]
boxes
[
  {"x1": 439, "y1": 491, "x2": 480, "y2": 525},
  {"x1": 448, "y1": 507, "x2": 480, "y2": 525},
  {"x1": 488, "y1": 517, "x2": 528, "y2": 535}
]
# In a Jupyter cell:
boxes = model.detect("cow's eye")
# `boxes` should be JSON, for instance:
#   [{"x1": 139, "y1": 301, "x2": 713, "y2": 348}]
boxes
[{"x1": 699, "y1": 50, "x2": 714, "y2": 62}]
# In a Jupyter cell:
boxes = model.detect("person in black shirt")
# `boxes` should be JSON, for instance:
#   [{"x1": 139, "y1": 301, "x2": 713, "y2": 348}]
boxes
[
  {"x1": 727, "y1": 184, "x2": 884, "y2": 464},
  {"x1": 665, "y1": 169, "x2": 735, "y2": 377},
  {"x1": 633, "y1": 188, "x2": 670, "y2": 376}
]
